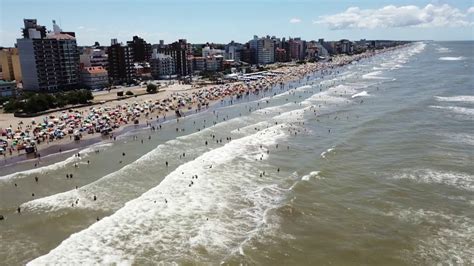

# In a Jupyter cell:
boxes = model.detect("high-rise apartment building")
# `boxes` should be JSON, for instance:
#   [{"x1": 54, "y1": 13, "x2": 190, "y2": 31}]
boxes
[
  {"x1": 80, "y1": 47, "x2": 108, "y2": 69},
  {"x1": 17, "y1": 19, "x2": 80, "y2": 91},
  {"x1": 249, "y1": 35, "x2": 275, "y2": 65},
  {"x1": 80, "y1": 66, "x2": 108, "y2": 89},
  {"x1": 289, "y1": 38, "x2": 305, "y2": 60},
  {"x1": 158, "y1": 39, "x2": 191, "y2": 77},
  {"x1": 127, "y1": 36, "x2": 152, "y2": 62},
  {"x1": 224, "y1": 41, "x2": 243, "y2": 61},
  {"x1": 0, "y1": 48, "x2": 22, "y2": 82},
  {"x1": 107, "y1": 39, "x2": 135, "y2": 85},
  {"x1": 150, "y1": 49, "x2": 176, "y2": 79}
]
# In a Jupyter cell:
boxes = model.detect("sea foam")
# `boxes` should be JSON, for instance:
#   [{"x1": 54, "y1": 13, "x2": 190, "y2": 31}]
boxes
[
  {"x1": 435, "y1": 96, "x2": 474, "y2": 103},
  {"x1": 430, "y1": 105, "x2": 474, "y2": 116},
  {"x1": 435, "y1": 47, "x2": 451, "y2": 53},
  {"x1": 393, "y1": 169, "x2": 474, "y2": 191},
  {"x1": 439, "y1": 56, "x2": 465, "y2": 61},
  {"x1": 28, "y1": 124, "x2": 291, "y2": 265},
  {"x1": 385, "y1": 208, "x2": 473, "y2": 265},
  {"x1": 362, "y1": 71, "x2": 390, "y2": 80},
  {"x1": 351, "y1": 91, "x2": 369, "y2": 98},
  {"x1": 0, "y1": 142, "x2": 113, "y2": 181}
]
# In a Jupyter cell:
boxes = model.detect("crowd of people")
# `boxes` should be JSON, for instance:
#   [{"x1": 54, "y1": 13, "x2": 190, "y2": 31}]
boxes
[{"x1": 0, "y1": 46, "x2": 397, "y2": 159}]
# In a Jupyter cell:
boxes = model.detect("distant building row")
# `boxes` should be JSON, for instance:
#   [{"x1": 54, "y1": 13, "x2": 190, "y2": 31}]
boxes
[{"x1": 1, "y1": 18, "x2": 407, "y2": 92}]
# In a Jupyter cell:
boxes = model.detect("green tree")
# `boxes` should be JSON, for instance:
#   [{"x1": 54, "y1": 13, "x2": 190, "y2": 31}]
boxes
[
  {"x1": 146, "y1": 83, "x2": 158, "y2": 94},
  {"x1": 3, "y1": 99, "x2": 24, "y2": 113}
]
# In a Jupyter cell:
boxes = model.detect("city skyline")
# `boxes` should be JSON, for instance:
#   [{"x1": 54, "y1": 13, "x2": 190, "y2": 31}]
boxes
[{"x1": 1, "y1": 0, "x2": 473, "y2": 47}]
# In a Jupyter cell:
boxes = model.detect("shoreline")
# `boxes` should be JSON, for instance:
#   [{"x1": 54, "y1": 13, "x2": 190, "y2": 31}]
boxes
[{"x1": 0, "y1": 44, "x2": 409, "y2": 172}]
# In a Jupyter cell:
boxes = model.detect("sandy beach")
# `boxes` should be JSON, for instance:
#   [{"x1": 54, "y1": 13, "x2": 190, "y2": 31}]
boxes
[
  {"x1": 2, "y1": 41, "x2": 470, "y2": 265},
  {"x1": 0, "y1": 46, "x2": 402, "y2": 164}
]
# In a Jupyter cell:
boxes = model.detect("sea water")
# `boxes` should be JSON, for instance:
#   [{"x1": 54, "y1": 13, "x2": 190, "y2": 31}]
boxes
[{"x1": 0, "y1": 41, "x2": 473, "y2": 265}]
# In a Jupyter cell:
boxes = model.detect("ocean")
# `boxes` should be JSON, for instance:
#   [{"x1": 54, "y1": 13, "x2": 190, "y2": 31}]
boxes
[{"x1": 0, "y1": 41, "x2": 472, "y2": 265}]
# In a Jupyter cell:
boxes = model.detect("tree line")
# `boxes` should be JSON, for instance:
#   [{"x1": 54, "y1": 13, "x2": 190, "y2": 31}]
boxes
[{"x1": 3, "y1": 89, "x2": 93, "y2": 114}]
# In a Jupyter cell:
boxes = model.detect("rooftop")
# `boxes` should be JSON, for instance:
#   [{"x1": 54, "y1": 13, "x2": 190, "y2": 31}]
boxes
[
  {"x1": 82, "y1": 66, "x2": 107, "y2": 74},
  {"x1": 46, "y1": 33, "x2": 75, "y2": 40}
]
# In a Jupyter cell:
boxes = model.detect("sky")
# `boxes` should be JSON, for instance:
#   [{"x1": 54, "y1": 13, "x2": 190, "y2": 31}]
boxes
[{"x1": 0, "y1": 0, "x2": 473, "y2": 47}]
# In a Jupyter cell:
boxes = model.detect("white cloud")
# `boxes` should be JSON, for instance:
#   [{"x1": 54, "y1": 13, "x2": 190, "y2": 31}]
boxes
[
  {"x1": 77, "y1": 26, "x2": 85, "y2": 30},
  {"x1": 289, "y1": 18, "x2": 302, "y2": 24},
  {"x1": 468, "y1": 6, "x2": 474, "y2": 14},
  {"x1": 316, "y1": 4, "x2": 472, "y2": 30}
]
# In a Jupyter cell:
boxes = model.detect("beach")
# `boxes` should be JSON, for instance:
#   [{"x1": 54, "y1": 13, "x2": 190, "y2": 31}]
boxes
[
  {"x1": 0, "y1": 47, "x2": 393, "y2": 164},
  {"x1": 1, "y1": 41, "x2": 472, "y2": 265}
]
